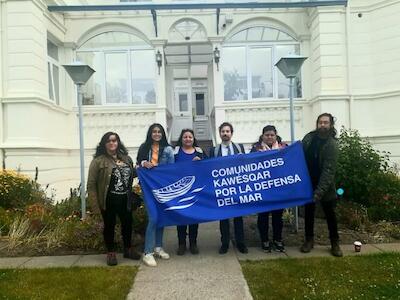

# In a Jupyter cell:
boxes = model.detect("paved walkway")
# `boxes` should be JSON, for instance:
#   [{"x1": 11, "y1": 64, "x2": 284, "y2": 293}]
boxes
[{"x1": 1, "y1": 222, "x2": 400, "y2": 300}]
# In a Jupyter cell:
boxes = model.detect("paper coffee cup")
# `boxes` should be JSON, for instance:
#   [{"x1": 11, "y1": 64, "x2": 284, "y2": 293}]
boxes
[{"x1": 354, "y1": 241, "x2": 362, "y2": 252}]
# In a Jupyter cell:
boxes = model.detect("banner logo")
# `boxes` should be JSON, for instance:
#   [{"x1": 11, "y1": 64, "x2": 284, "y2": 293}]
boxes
[{"x1": 152, "y1": 175, "x2": 205, "y2": 211}]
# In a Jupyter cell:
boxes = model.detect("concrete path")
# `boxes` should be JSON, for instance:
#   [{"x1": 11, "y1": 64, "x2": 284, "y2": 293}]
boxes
[
  {"x1": 1, "y1": 222, "x2": 400, "y2": 300},
  {"x1": 126, "y1": 222, "x2": 253, "y2": 300}
]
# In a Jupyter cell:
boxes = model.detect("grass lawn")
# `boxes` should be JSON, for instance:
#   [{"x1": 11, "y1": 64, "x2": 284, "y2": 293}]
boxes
[
  {"x1": 0, "y1": 266, "x2": 138, "y2": 300},
  {"x1": 241, "y1": 252, "x2": 400, "y2": 300}
]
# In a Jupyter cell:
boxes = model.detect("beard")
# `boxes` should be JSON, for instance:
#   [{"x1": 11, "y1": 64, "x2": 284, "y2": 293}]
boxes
[
  {"x1": 221, "y1": 135, "x2": 230, "y2": 141},
  {"x1": 317, "y1": 127, "x2": 332, "y2": 137}
]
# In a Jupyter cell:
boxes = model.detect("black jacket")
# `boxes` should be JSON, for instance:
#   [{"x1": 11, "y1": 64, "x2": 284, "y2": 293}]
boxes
[
  {"x1": 302, "y1": 131, "x2": 339, "y2": 202},
  {"x1": 209, "y1": 142, "x2": 245, "y2": 158}
]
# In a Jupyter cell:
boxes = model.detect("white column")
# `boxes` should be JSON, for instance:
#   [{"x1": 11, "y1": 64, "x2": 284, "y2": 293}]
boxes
[
  {"x1": 209, "y1": 37, "x2": 225, "y2": 140},
  {"x1": 151, "y1": 39, "x2": 167, "y2": 127}
]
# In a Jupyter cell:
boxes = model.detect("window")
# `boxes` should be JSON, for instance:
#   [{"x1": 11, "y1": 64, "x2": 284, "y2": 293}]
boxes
[
  {"x1": 47, "y1": 40, "x2": 60, "y2": 104},
  {"x1": 223, "y1": 26, "x2": 302, "y2": 101},
  {"x1": 169, "y1": 20, "x2": 207, "y2": 41},
  {"x1": 77, "y1": 31, "x2": 156, "y2": 105},
  {"x1": 223, "y1": 47, "x2": 247, "y2": 101}
]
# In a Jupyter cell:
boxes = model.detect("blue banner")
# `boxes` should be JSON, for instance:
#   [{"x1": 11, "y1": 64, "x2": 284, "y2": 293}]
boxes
[{"x1": 138, "y1": 141, "x2": 313, "y2": 227}]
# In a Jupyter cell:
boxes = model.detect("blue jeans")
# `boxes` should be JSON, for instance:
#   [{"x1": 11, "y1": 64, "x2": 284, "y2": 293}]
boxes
[{"x1": 144, "y1": 219, "x2": 164, "y2": 254}]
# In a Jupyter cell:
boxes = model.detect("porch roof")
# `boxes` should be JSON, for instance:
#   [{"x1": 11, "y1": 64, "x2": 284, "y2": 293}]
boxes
[{"x1": 48, "y1": 1, "x2": 348, "y2": 36}]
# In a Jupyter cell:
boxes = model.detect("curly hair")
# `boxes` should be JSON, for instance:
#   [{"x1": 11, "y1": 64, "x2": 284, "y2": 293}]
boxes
[{"x1": 94, "y1": 132, "x2": 128, "y2": 158}]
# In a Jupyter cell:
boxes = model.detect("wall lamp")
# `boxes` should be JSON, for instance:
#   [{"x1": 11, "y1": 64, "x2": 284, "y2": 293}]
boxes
[
  {"x1": 156, "y1": 50, "x2": 162, "y2": 75},
  {"x1": 214, "y1": 47, "x2": 220, "y2": 71}
]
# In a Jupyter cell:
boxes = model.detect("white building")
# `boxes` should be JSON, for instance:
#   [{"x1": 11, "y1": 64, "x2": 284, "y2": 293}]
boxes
[{"x1": 1, "y1": 0, "x2": 399, "y2": 199}]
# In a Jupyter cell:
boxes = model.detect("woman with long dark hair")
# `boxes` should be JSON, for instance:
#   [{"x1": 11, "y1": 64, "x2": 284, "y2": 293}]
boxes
[
  {"x1": 87, "y1": 132, "x2": 141, "y2": 266},
  {"x1": 173, "y1": 129, "x2": 207, "y2": 255},
  {"x1": 137, "y1": 123, "x2": 174, "y2": 267},
  {"x1": 251, "y1": 125, "x2": 287, "y2": 253}
]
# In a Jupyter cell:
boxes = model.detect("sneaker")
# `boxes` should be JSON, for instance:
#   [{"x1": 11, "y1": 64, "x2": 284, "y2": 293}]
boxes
[
  {"x1": 142, "y1": 253, "x2": 157, "y2": 267},
  {"x1": 273, "y1": 240, "x2": 286, "y2": 252},
  {"x1": 300, "y1": 237, "x2": 314, "y2": 253},
  {"x1": 261, "y1": 241, "x2": 272, "y2": 253},
  {"x1": 177, "y1": 244, "x2": 186, "y2": 256},
  {"x1": 219, "y1": 245, "x2": 229, "y2": 254},
  {"x1": 236, "y1": 243, "x2": 248, "y2": 254},
  {"x1": 189, "y1": 243, "x2": 199, "y2": 255},
  {"x1": 123, "y1": 247, "x2": 141, "y2": 260},
  {"x1": 154, "y1": 247, "x2": 170, "y2": 260},
  {"x1": 106, "y1": 252, "x2": 118, "y2": 266}
]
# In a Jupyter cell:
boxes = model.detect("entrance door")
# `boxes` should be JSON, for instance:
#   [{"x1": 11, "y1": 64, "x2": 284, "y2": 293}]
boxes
[
  {"x1": 170, "y1": 66, "x2": 211, "y2": 141},
  {"x1": 192, "y1": 82, "x2": 209, "y2": 140},
  {"x1": 172, "y1": 79, "x2": 192, "y2": 140}
]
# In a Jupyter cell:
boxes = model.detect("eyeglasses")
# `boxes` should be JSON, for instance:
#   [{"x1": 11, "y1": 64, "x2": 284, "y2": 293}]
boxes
[{"x1": 107, "y1": 139, "x2": 117, "y2": 143}]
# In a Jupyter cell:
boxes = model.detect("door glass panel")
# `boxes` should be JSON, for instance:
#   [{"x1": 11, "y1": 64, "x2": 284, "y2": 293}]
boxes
[
  {"x1": 195, "y1": 93, "x2": 205, "y2": 115},
  {"x1": 179, "y1": 93, "x2": 188, "y2": 111}
]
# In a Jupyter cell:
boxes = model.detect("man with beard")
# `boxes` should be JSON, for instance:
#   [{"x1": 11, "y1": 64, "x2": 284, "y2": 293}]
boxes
[
  {"x1": 300, "y1": 113, "x2": 343, "y2": 257},
  {"x1": 209, "y1": 122, "x2": 248, "y2": 254}
]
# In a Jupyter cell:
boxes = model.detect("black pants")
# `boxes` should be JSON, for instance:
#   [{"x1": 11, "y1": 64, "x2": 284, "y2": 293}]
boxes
[
  {"x1": 257, "y1": 209, "x2": 283, "y2": 242},
  {"x1": 220, "y1": 217, "x2": 244, "y2": 247},
  {"x1": 101, "y1": 193, "x2": 132, "y2": 252},
  {"x1": 304, "y1": 201, "x2": 339, "y2": 241},
  {"x1": 177, "y1": 224, "x2": 199, "y2": 245}
]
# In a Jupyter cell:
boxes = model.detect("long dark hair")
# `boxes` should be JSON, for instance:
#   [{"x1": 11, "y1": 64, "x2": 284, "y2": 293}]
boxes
[
  {"x1": 316, "y1": 113, "x2": 337, "y2": 138},
  {"x1": 94, "y1": 132, "x2": 128, "y2": 158},
  {"x1": 142, "y1": 123, "x2": 170, "y2": 154},
  {"x1": 176, "y1": 129, "x2": 199, "y2": 147}
]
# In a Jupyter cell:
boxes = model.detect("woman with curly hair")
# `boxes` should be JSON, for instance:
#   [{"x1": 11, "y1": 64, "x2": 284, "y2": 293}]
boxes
[{"x1": 87, "y1": 132, "x2": 141, "y2": 266}]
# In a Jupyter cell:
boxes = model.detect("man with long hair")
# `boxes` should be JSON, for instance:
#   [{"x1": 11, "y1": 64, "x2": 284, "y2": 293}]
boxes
[{"x1": 300, "y1": 113, "x2": 343, "y2": 257}]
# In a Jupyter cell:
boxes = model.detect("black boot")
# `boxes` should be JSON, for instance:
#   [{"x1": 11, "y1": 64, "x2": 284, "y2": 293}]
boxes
[
  {"x1": 331, "y1": 240, "x2": 343, "y2": 257},
  {"x1": 177, "y1": 243, "x2": 186, "y2": 256},
  {"x1": 189, "y1": 241, "x2": 199, "y2": 255},
  {"x1": 107, "y1": 252, "x2": 118, "y2": 266},
  {"x1": 300, "y1": 237, "x2": 314, "y2": 253},
  {"x1": 123, "y1": 247, "x2": 141, "y2": 260}
]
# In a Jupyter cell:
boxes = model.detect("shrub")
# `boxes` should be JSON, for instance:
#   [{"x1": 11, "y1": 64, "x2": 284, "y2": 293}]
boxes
[
  {"x1": 0, "y1": 208, "x2": 16, "y2": 235},
  {"x1": 336, "y1": 201, "x2": 369, "y2": 230},
  {"x1": 0, "y1": 169, "x2": 49, "y2": 209},
  {"x1": 53, "y1": 188, "x2": 82, "y2": 218},
  {"x1": 373, "y1": 221, "x2": 400, "y2": 240},
  {"x1": 336, "y1": 128, "x2": 400, "y2": 221},
  {"x1": 60, "y1": 215, "x2": 105, "y2": 251},
  {"x1": 132, "y1": 205, "x2": 148, "y2": 235},
  {"x1": 336, "y1": 128, "x2": 390, "y2": 206}
]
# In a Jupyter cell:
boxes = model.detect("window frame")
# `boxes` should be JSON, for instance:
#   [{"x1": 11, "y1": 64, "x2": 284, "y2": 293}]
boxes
[
  {"x1": 77, "y1": 44, "x2": 157, "y2": 106},
  {"x1": 47, "y1": 40, "x2": 60, "y2": 105},
  {"x1": 223, "y1": 32, "x2": 302, "y2": 102}
]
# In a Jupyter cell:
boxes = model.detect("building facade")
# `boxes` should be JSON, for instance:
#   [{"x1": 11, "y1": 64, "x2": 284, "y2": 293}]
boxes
[{"x1": 1, "y1": 0, "x2": 399, "y2": 199}]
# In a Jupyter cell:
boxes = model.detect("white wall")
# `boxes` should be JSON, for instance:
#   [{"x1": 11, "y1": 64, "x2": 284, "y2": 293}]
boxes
[{"x1": 1, "y1": 0, "x2": 400, "y2": 200}]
